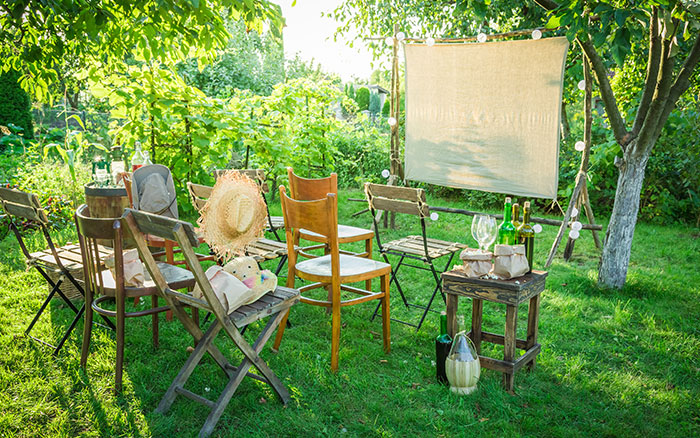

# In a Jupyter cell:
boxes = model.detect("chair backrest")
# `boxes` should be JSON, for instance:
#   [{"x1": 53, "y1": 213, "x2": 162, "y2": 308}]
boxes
[
  {"x1": 279, "y1": 186, "x2": 339, "y2": 276},
  {"x1": 122, "y1": 208, "x2": 226, "y2": 319},
  {"x1": 214, "y1": 169, "x2": 269, "y2": 194},
  {"x1": 287, "y1": 167, "x2": 338, "y2": 201},
  {"x1": 75, "y1": 204, "x2": 126, "y2": 297},
  {"x1": 131, "y1": 164, "x2": 179, "y2": 219},
  {"x1": 0, "y1": 187, "x2": 56, "y2": 262},
  {"x1": 364, "y1": 183, "x2": 432, "y2": 257},
  {"x1": 186, "y1": 182, "x2": 212, "y2": 212}
]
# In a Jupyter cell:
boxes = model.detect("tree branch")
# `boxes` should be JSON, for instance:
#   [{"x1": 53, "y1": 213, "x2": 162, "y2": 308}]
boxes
[
  {"x1": 663, "y1": 30, "x2": 700, "y2": 120},
  {"x1": 632, "y1": 7, "x2": 660, "y2": 135},
  {"x1": 578, "y1": 37, "x2": 631, "y2": 148},
  {"x1": 533, "y1": 0, "x2": 559, "y2": 11}
]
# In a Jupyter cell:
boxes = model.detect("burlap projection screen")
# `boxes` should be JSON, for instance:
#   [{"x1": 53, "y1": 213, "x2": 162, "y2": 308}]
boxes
[{"x1": 404, "y1": 37, "x2": 569, "y2": 199}]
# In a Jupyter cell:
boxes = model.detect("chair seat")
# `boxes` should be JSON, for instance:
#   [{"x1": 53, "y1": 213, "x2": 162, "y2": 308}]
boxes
[
  {"x1": 299, "y1": 224, "x2": 374, "y2": 243},
  {"x1": 98, "y1": 262, "x2": 195, "y2": 297},
  {"x1": 245, "y1": 238, "x2": 288, "y2": 262},
  {"x1": 296, "y1": 254, "x2": 390, "y2": 282},
  {"x1": 383, "y1": 235, "x2": 468, "y2": 260},
  {"x1": 268, "y1": 216, "x2": 285, "y2": 231}
]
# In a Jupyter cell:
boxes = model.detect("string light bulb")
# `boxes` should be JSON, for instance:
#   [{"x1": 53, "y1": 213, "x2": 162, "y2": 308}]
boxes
[
  {"x1": 575, "y1": 141, "x2": 585, "y2": 151},
  {"x1": 577, "y1": 80, "x2": 586, "y2": 91},
  {"x1": 571, "y1": 221, "x2": 583, "y2": 231},
  {"x1": 396, "y1": 31, "x2": 406, "y2": 42},
  {"x1": 426, "y1": 37, "x2": 435, "y2": 46},
  {"x1": 387, "y1": 117, "x2": 397, "y2": 127},
  {"x1": 532, "y1": 29, "x2": 542, "y2": 40},
  {"x1": 381, "y1": 169, "x2": 390, "y2": 178},
  {"x1": 569, "y1": 229, "x2": 580, "y2": 239},
  {"x1": 385, "y1": 36, "x2": 394, "y2": 46},
  {"x1": 533, "y1": 224, "x2": 543, "y2": 234},
  {"x1": 430, "y1": 212, "x2": 439, "y2": 221},
  {"x1": 571, "y1": 206, "x2": 579, "y2": 217},
  {"x1": 477, "y1": 32, "x2": 487, "y2": 43}
]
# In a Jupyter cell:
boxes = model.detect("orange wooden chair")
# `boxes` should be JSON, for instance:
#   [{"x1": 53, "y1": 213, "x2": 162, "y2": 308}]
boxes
[{"x1": 272, "y1": 187, "x2": 391, "y2": 371}]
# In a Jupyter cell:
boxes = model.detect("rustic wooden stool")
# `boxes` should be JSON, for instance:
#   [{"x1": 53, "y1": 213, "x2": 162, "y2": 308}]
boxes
[{"x1": 442, "y1": 269, "x2": 547, "y2": 393}]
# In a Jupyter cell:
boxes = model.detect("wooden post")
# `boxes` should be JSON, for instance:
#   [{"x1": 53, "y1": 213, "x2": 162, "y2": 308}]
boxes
[
  {"x1": 389, "y1": 23, "x2": 403, "y2": 181},
  {"x1": 546, "y1": 55, "x2": 599, "y2": 267}
]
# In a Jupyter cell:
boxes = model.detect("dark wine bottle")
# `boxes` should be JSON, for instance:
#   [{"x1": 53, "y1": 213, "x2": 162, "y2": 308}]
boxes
[
  {"x1": 518, "y1": 201, "x2": 535, "y2": 273},
  {"x1": 436, "y1": 311, "x2": 452, "y2": 384},
  {"x1": 498, "y1": 197, "x2": 516, "y2": 245}
]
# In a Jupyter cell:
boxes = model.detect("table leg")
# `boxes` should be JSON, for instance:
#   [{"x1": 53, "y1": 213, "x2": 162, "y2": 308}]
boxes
[
  {"x1": 446, "y1": 294, "x2": 458, "y2": 338},
  {"x1": 470, "y1": 298, "x2": 483, "y2": 355},
  {"x1": 503, "y1": 304, "x2": 518, "y2": 393},
  {"x1": 526, "y1": 294, "x2": 541, "y2": 371}
]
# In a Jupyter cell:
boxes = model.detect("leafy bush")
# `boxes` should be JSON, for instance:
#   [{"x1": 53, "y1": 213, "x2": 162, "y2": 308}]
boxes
[
  {"x1": 355, "y1": 87, "x2": 370, "y2": 111},
  {"x1": 334, "y1": 118, "x2": 390, "y2": 188},
  {"x1": 381, "y1": 99, "x2": 390, "y2": 117},
  {"x1": 0, "y1": 69, "x2": 33, "y2": 140},
  {"x1": 368, "y1": 92, "x2": 381, "y2": 115}
]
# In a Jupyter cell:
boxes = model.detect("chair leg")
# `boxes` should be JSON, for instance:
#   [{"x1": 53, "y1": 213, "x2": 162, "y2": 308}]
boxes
[
  {"x1": 381, "y1": 273, "x2": 391, "y2": 353},
  {"x1": 54, "y1": 303, "x2": 85, "y2": 356},
  {"x1": 152, "y1": 294, "x2": 159, "y2": 349},
  {"x1": 25, "y1": 278, "x2": 62, "y2": 336},
  {"x1": 81, "y1": 287, "x2": 94, "y2": 368},
  {"x1": 115, "y1": 294, "x2": 126, "y2": 393},
  {"x1": 330, "y1": 284, "x2": 341, "y2": 372},
  {"x1": 271, "y1": 309, "x2": 290, "y2": 352}
]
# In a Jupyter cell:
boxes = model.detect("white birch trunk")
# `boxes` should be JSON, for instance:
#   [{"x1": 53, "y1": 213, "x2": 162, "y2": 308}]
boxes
[{"x1": 598, "y1": 147, "x2": 649, "y2": 289}]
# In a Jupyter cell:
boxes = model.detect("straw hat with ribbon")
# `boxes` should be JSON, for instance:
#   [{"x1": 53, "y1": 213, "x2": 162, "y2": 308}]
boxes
[{"x1": 198, "y1": 170, "x2": 267, "y2": 261}]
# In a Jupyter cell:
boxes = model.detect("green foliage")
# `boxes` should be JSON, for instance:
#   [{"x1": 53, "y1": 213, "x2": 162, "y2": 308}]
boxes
[
  {"x1": 348, "y1": 83, "x2": 355, "y2": 98},
  {"x1": 286, "y1": 55, "x2": 341, "y2": 85},
  {"x1": 334, "y1": 119, "x2": 389, "y2": 187},
  {"x1": 381, "y1": 98, "x2": 390, "y2": 117},
  {"x1": 355, "y1": 87, "x2": 370, "y2": 111},
  {"x1": 179, "y1": 20, "x2": 285, "y2": 97},
  {"x1": 0, "y1": 0, "x2": 284, "y2": 102},
  {"x1": 0, "y1": 69, "x2": 33, "y2": 139},
  {"x1": 368, "y1": 92, "x2": 381, "y2": 115}
]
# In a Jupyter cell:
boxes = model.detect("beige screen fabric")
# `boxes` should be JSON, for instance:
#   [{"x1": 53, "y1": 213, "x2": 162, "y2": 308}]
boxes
[{"x1": 404, "y1": 37, "x2": 569, "y2": 199}]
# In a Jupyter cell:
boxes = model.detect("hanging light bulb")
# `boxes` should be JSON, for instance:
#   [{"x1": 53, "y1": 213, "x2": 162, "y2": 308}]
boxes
[
  {"x1": 396, "y1": 31, "x2": 406, "y2": 42},
  {"x1": 430, "y1": 212, "x2": 439, "y2": 221},
  {"x1": 569, "y1": 229, "x2": 580, "y2": 239},
  {"x1": 575, "y1": 141, "x2": 585, "y2": 151},
  {"x1": 577, "y1": 80, "x2": 586, "y2": 91},
  {"x1": 426, "y1": 36, "x2": 435, "y2": 47},
  {"x1": 381, "y1": 169, "x2": 390, "y2": 178},
  {"x1": 385, "y1": 36, "x2": 394, "y2": 46},
  {"x1": 387, "y1": 117, "x2": 397, "y2": 126},
  {"x1": 571, "y1": 206, "x2": 579, "y2": 217},
  {"x1": 571, "y1": 221, "x2": 583, "y2": 231},
  {"x1": 477, "y1": 33, "x2": 487, "y2": 43},
  {"x1": 532, "y1": 29, "x2": 542, "y2": 40},
  {"x1": 533, "y1": 224, "x2": 543, "y2": 233}
]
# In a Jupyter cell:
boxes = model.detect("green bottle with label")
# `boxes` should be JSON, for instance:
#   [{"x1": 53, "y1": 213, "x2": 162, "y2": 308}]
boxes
[{"x1": 498, "y1": 197, "x2": 517, "y2": 245}]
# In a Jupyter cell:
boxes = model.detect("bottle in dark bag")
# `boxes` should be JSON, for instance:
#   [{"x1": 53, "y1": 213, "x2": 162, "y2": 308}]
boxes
[{"x1": 436, "y1": 311, "x2": 452, "y2": 384}]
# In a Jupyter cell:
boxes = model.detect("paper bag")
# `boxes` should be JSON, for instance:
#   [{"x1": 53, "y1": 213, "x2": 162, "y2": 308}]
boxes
[
  {"x1": 105, "y1": 249, "x2": 145, "y2": 287},
  {"x1": 459, "y1": 248, "x2": 493, "y2": 278},
  {"x1": 492, "y1": 244, "x2": 529, "y2": 279},
  {"x1": 192, "y1": 265, "x2": 259, "y2": 314}
]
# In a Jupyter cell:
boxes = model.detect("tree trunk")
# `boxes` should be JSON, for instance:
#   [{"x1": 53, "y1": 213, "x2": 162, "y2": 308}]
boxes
[
  {"x1": 560, "y1": 101, "x2": 570, "y2": 140},
  {"x1": 598, "y1": 146, "x2": 649, "y2": 289}
]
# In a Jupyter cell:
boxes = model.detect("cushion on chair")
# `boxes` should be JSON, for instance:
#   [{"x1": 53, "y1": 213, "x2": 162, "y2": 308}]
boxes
[{"x1": 295, "y1": 254, "x2": 389, "y2": 279}]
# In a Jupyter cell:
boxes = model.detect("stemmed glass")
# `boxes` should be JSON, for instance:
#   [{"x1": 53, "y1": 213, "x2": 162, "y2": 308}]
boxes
[
  {"x1": 470, "y1": 215, "x2": 483, "y2": 249},
  {"x1": 477, "y1": 215, "x2": 497, "y2": 252}
]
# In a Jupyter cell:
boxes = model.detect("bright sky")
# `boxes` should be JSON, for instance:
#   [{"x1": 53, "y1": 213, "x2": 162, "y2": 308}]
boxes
[{"x1": 276, "y1": 0, "x2": 381, "y2": 82}]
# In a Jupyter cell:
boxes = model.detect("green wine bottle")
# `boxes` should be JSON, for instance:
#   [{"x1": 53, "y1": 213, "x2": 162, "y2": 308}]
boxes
[
  {"x1": 498, "y1": 197, "x2": 517, "y2": 245},
  {"x1": 518, "y1": 201, "x2": 535, "y2": 273},
  {"x1": 511, "y1": 202, "x2": 521, "y2": 230},
  {"x1": 436, "y1": 312, "x2": 452, "y2": 384}
]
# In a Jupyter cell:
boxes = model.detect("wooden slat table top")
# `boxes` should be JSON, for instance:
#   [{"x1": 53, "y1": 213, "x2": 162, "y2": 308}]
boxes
[{"x1": 442, "y1": 269, "x2": 548, "y2": 306}]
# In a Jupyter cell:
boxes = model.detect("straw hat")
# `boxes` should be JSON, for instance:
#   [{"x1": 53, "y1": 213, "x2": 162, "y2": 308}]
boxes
[{"x1": 198, "y1": 170, "x2": 267, "y2": 261}]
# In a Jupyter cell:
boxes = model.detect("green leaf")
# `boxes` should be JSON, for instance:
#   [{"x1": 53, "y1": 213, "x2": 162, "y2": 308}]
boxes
[{"x1": 545, "y1": 14, "x2": 561, "y2": 29}]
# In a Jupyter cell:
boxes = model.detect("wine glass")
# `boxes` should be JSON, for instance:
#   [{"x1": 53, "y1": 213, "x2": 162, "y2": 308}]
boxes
[
  {"x1": 471, "y1": 215, "x2": 484, "y2": 250},
  {"x1": 477, "y1": 216, "x2": 497, "y2": 252}
]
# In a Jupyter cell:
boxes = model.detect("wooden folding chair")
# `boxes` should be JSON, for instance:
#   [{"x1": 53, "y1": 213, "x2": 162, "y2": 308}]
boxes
[
  {"x1": 122, "y1": 208, "x2": 299, "y2": 438},
  {"x1": 0, "y1": 187, "x2": 114, "y2": 355},
  {"x1": 364, "y1": 183, "x2": 467, "y2": 331},
  {"x1": 272, "y1": 187, "x2": 391, "y2": 371},
  {"x1": 186, "y1": 181, "x2": 288, "y2": 275},
  {"x1": 214, "y1": 169, "x2": 284, "y2": 241}
]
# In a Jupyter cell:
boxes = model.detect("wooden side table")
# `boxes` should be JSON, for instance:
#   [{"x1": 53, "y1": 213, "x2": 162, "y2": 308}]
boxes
[{"x1": 442, "y1": 269, "x2": 548, "y2": 393}]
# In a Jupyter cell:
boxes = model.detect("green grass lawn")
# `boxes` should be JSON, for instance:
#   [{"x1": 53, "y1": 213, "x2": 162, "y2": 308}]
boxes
[{"x1": 0, "y1": 189, "x2": 698, "y2": 437}]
